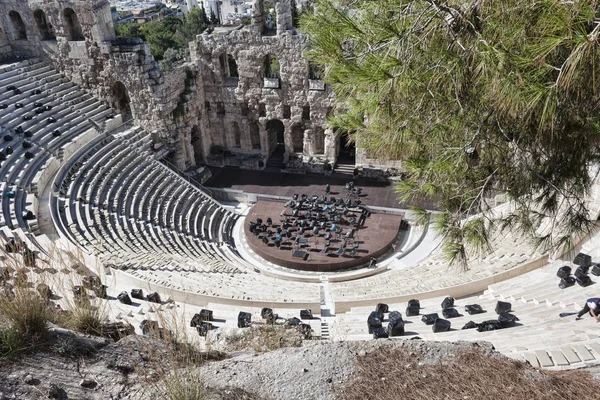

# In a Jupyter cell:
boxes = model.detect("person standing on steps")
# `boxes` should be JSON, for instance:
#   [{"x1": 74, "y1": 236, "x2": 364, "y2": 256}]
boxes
[{"x1": 576, "y1": 298, "x2": 600, "y2": 321}]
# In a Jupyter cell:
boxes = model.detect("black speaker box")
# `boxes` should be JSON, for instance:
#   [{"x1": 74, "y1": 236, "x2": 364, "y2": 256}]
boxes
[
  {"x1": 196, "y1": 322, "x2": 211, "y2": 337},
  {"x1": 117, "y1": 291, "x2": 131, "y2": 305},
  {"x1": 432, "y1": 318, "x2": 451, "y2": 333},
  {"x1": 388, "y1": 311, "x2": 403, "y2": 322},
  {"x1": 238, "y1": 311, "x2": 252, "y2": 328},
  {"x1": 421, "y1": 313, "x2": 439, "y2": 325},
  {"x1": 146, "y1": 292, "x2": 161, "y2": 304},
  {"x1": 199, "y1": 309, "x2": 213, "y2": 322},
  {"x1": 559, "y1": 276, "x2": 576, "y2": 289},
  {"x1": 261, "y1": 307, "x2": 274, "y2": 319},
  {"x1": 376, "y1": 303, "x2": 389, "y2": 314},
  {"x1": 407, "y1": 299, "x2": 420, "y2": 308},
  {"x1": 190, "y1": 313, "x2": 202, "y2": 328},
  {"x1": 498, "y1": 312, "x2": 519, "y2": 328},
  {"x1": 464, "y1": 304, "x2": 484, "y2": 315},
  {"x1": 495, "y1": 301, "x2": 511, "y2": 314},
  {"x1": 477, "y1": 320, "x2": 502, "y2": 332},
  {"x1": 367, "y1": 311, "x2": 383, "y2": 333},
  {"x1": 442, "y1": 308, "x2": 460, "y2": 319},
  {"x1": 462, "y1": 321, "x2": 477, "y2": 330},
  {"x1": 406, "y1": 305, "x2": 419, "y2": 316},
  {"x1": 577, "y1": 275, "x2": 593, "y2": 287},
  {"x1": 441, "y1": 296, "x2": 455, "y2": 310},
  {"x1": 574, "y1": 252, "x2": 592, "y2": 267},
  {"x1": 387, "y1": 320, "x2": 405, "y2": 336},
  {"x1": 574, "y1": 265, "x2": 590, "y2": 279},
  {"x1": 557, "y1": 266, "x2": 572, "y2": 279},
  {"x1": 372, "y1": 327, "x2": 389, "y2": 339}
]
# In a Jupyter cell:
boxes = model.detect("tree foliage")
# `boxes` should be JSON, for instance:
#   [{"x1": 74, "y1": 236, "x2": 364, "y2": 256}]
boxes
[
  {"x1": 179, "y1": 6, "x2": 210, "y2": 42},
  {"x1": 301, "y1": 0, "x2": 600, "y2": 267},
  {"x1": 115, "y1": 7, "x2": 209, "y2": 61}
]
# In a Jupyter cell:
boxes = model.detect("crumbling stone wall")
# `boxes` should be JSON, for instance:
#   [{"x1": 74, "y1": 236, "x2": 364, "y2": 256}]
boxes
[
  {"x1": 0, "y1": 0, "x2": 401, "y2": 173},
  {"x1": 191, "y1": 0, "x2": 337, "y2": 171},
  {"x1": 19, "y1": 0, "x2": 198, "y2": 170},
  {"x1": 0, "y1": 0, "x2": 40, "y2": 58}
]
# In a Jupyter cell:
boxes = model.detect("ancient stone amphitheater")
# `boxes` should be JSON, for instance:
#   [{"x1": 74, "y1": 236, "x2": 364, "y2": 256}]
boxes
[{"x1": 3, "y1": 0, "x2": 600, "y2": 373}]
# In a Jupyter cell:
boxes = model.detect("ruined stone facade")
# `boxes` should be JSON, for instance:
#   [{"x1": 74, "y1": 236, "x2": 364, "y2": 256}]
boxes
[{"x1": 0, "y1": 0, "x2": 400, "y2": 174}]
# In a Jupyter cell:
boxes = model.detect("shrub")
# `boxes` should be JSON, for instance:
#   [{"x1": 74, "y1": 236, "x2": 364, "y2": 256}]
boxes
[{"x1": 0, "y1": 284, "x2": 51, "y2": 342}]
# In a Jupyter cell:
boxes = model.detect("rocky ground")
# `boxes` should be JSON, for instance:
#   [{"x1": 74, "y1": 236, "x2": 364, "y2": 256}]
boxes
[{"x1": 1, "y1": 326, "x2": 600, "y2": 400}]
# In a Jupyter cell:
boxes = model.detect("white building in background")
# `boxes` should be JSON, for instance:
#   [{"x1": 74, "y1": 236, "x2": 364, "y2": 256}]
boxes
[
  {"x1": 111, "y1": 0, "x2": 163, "y2": 12},
  {"x1": 184, "y1": 0, "x2": 253, "y2": 25},
  {"x1": 220, "y1": 0, "x2": 253, "y2": 25}
]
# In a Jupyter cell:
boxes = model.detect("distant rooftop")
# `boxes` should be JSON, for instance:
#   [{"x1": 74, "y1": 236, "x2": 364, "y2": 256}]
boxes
[{"x1": 112, "y1": 0, "x2": 162, "y2": 11}]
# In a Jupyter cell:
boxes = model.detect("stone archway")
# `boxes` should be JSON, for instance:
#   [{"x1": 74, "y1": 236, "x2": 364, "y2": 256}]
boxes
[
  {"x1": 34, "y1": 9, "x2": 54, "y2": 40},
  {"x1": 290, "y1": 123, "x2": 304, "y2": 153},
  {"x1": 266, "y1": 119, "x2": 285, "y2": 145},
  {"x1": 62, "y1": 8, "x2": 84, "y2": 41},
  {"x1": 250, "y1": 121, "x2": 261, "y2": 150},
  {"x1": 8, "y1": 11, "x2": 27, "y2": 40},
  {"x1": 231, "y1": 121, "x2": 241, "y2": 148},
  {"x1": 337, "y1": 131, "x2": 356, "y2": 166},
  {"x1": 313, "y1": 127, "x2": 325, "y2": 155},
  {"x1": 110, "y1": 81, "x2": 132, "y2": 120},
  {"x1": 265, "y1": 119, "x2": 285, "y2": 168},
  {"x1": 190, "y1": 125, "x2": 204, "y2": 165}
]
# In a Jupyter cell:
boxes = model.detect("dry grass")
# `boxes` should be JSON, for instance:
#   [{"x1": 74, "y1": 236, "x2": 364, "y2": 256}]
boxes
[
  {"x1": 224, "y1": 324, "x2": 304, "y2": 353},
  {"x1": 64, "y1": 301, "x2": 105, "y2": 336},
  {"x1": 135, "y1": 308, "x2": 227, "y2": 400},
  {"x1": 339, "y1": 347, "x2": 600, "y2": 400},
  {"x1": 160, "y1": 370, "x2": 208, "y2": 400},
  {"x1": 0, "y1": 282, "x2": 53, "y2": 354}
]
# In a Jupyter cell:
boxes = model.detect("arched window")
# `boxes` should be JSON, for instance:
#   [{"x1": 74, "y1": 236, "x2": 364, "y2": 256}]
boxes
[
  {"x1": 250, "y1": 121, "x2": 261, "y2": 150},
  {"x1": 266, "y1": 119, "x2": 285, "y2": 145},
  {"x1": 291, "y1": 124, "x2": 304, "y2": 153},
  {"x1": 313, "y1": 128, "x2": 325, "y2": 154},
  {"x1": 264, "y1": 54, "x2": 280, "y2": 79},
  {"x1": 302, "y1": 105, "x2": 310, "y2": 120},
  {"x1": 111, "y1": 81, "x2": 131, "y2": 119},
  {"x1": 34, "y1": 10, "x2": 55, "y2": 40},
  {"x1": 231, "y1": 122, "x2": 241, "y2": 148},
  {"x1": 8, "y1": 11, "x2": 27, "y2": 40},
  {"x1": 227, "y1": 54, "x2": 238, "y2": 78},
  {"x1": 190, "y1": 125, "x2": 204, "y2": 164},
  {"x1": 62, "y1": 8, "x2": 84, "y2": 41}
]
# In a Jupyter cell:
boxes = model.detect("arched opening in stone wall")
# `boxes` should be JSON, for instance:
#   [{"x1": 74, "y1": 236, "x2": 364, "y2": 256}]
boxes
[
  {"x1": 228, "y1": 54, "x2": 238, "y2": 78},
  {"x1": 302, "y1": 105, "x2": 311, "y2": 120},
  {"x1": 111, "y1": 81, "x2": 132, "y2": 120},
  {"x1": 313, "y1": 127, "x2": 325, "y2": 155},
  {"x1": 250, "y1": 121, "x2": 261, "y2": 150},
  {"x1": 337, "y1": 131, "x2": 356, "y2": 166},
  {"x1": 34, "y1": 10, "x2": 54, "y2": 40},
  {"x1": 8, "y1": 11, "x2": 27, "y2": 40},
  {"x1": 266, "y1": 119, "x2": 285, "y2": 167},
  {"x1": 190, "y1": 125, "x2": 204, "y2": 165},
  {"x1": 267, "y1": 119, "x2": 285, "y2": 145},
  {"x1": 291, "y1": 124, "x2": 304, "y2": 153},
  {"x1": 264, "y1": 54, "x2": 280, "y2": 79},
  {"x1": 231, "y1": 121, "x2": 241, "y2": 148},
  {"x1": 62, "y1": 8, "x2": 84, "y2": 41}
]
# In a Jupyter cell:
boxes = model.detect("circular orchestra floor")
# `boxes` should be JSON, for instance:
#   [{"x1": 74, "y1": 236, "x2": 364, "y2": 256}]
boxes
[{"x1": 244, "y1": 200, "x2": 403, "y2": 272}]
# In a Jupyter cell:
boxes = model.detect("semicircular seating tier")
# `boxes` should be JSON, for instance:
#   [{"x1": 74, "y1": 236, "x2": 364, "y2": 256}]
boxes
[
  {"x1": 329, "y1": 230, "x2": 546, "y2": 312},
  {"x1": 0, "y1": 59, "x2": 114, "y2": 244},
  {"x1": 50, "y1": 127, "x2": 243, "y2": 272}
]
